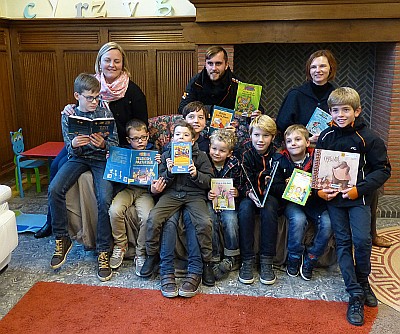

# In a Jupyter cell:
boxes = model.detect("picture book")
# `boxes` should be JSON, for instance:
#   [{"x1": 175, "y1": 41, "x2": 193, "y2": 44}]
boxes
[
  {"x1": 210, "y1": 106, "x2": 234, "y2": 133},
  {"x1": 282, "y1": 169, "x2": 312, "y2": 206},
  {"x1": 241, "y1": 161, "x2": 279, "y2": 208},
  {"x1": 210, "y1": 178, "x2": 235, "y2": 210},
  {"x1": 103, "y1": 146, "x2": 158, "y2": 185},
  {"x1": 311, "y1": 149, "x2": 360, "y2": 191},
  {"x1": 306, "y1": 107, "x2": 332, "y2": 136},
  {"x1": 234, "y1": 82, "x2": 262, "y2": 118},
  {"x1": 171, "y1": 142, "x2": 192, "y2": 173},
  {"x1": 68, "y1": 115, "x2": 114, "y2": 136}
]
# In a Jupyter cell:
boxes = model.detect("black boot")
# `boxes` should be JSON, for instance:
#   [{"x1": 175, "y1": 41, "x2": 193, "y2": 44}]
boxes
[
  {"x1": 202, "y1": 262, "x2": 215, "y2": 286},
  {"x1": 34, "y1": 221, "x2": 52, "y2": 238}
]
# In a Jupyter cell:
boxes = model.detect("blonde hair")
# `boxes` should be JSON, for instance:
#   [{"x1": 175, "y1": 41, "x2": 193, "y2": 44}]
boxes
[
  {"x1": 249, "y1": 115, "x2": 277, "y2": 136},
  {"x1": 210, "y1": 128, "x2": 237, "y2": 151},
  {"x1": 95, "y1": 42, "x2": 131, "y2": 77},
  {"x1": 328, "y1": 87, "x2": 361, "y2": 111},
  {"x1": 284, "y1": 124, "x2": 309, "y2": 141}
]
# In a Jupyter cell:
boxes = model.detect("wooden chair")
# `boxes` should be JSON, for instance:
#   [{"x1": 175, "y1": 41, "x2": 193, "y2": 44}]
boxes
[{"x1": 10, "y1": 128, "x2": 46, "y2": 198}]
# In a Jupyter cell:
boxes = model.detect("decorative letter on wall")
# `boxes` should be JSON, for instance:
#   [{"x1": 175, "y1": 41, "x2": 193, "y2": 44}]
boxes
[
  {"x1": 92, "y1": 1, "x2": 107, "y2": 17},
  {"x1": 155, "y1": 0, "x2": 172, "y2": 16},
  {"x1": 48, "y1": 0, "x2": 59, "y2": 17},
  {"x1": 23, "y1": 3, "x2": 37, "y2": 18},
  {"x1": 123, "y1": 1, "x2": 139, "y2": 17},
  {"x1": 75, "y1": 2, "x2": 89, "y2": 17}
]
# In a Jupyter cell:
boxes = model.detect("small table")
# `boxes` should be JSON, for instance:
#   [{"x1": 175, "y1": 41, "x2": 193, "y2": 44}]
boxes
[{"x1": 22, "y1": 141, "x2": 65, "y2": 158}]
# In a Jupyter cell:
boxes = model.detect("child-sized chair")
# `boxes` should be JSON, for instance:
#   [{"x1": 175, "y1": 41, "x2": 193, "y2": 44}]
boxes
[{"x1": 10, "y1": 128, "x2": 46, "y2": 198}]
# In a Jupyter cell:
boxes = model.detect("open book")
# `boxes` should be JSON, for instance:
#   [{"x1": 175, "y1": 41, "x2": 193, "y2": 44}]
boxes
[
  {"x1": 68, "y1": 115, "x2": 114, "y2": 136},
  {"x1": 282, "y1": 169, "x2": 312, "y2": 206},
  {"x1": 241, "y1": 161, "x2": 279, "y2": 208}
]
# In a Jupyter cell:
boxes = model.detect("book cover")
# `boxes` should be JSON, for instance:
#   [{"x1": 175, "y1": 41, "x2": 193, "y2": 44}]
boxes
[
  {"x1": 234, "y1": 82, "x2": 262, "y2": 118},
  {"x1": 210, "y1": 106, "x2": 234, "y2": 133},
  {"x1": 103, "y1": 147, "x2": 158, "y2": 185},
  {"x1": 211, "y1": 178, "x2": 235, "y2": 210},
  {"x1": 171, "y1": 142, "x2": 192, "y2": 173},
  {"x1": 282, "y1": 169, "x2": 312, "y2": 206},
  {"x1": 68, "y1": 115, "x2": 114, "y2": 136},
  {"x1": 311, "y1": 149, "x2": 360, "y2": 191},
  {"x1": 306, "y1": 107, "x2": 332, "y2": 136}
]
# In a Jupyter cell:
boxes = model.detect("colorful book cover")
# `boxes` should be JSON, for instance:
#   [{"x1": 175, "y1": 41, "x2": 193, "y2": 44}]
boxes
[
  {"x1": 234, "y1": 82, "x2": 262, "y2": 118},
  {"x1": 306, "y1": 107, "x2": 332, "y2": 136},
  {"x1": 103, "y1": 147, "x2": 158, "y2": 185},
  {"x1": 282, "y1": 169, "x2": 312, "y2": 206},
  {"x1": 311, "y1": 149, "x2": 360, "y2": 191},
  {"x1": 68, "y1": 115, "x2": 114, "y2": 136},
  {"x1": 171, "y1": 142, "x2": 192, "y2": 173},
  {"x1": 210, "y1": 106, "x2": 234, "y2": 133},
  {"x1": 211, "y1": 178, "x2": 235, "y2": 210}
]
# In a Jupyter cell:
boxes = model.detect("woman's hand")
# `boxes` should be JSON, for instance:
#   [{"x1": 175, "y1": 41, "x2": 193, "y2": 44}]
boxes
[{"x1": 62, "y1": 104, "x2": 75, "y2": 115}]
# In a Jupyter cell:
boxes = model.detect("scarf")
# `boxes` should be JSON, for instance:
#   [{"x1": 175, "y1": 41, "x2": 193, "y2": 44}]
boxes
[{"x1": 95, "y1": 72, "x2": 129, "y2": 103}]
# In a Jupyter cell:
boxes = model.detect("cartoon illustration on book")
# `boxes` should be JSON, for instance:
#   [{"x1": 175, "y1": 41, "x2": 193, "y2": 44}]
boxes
[
  {"x1": 210, "y1": 106, "x2": 234, "y2": 133},
  {"x1": 211, "y1": 178, "x2": 235, "y2": 210},
  {"x1": 306, "y1": 107, "x2": 332, "y2": 136},
  {"x1": 234, "y1": 82, "x2": 262, "y2": 118},
  {"x1": 282, "y1": 169, "x2": 312, "y2": 206},
  {"x1": 171, "y1": 142, "x2": 192, "y2": 173}
]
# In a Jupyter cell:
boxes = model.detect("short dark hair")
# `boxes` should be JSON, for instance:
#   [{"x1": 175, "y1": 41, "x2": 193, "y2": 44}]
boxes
[
  {"x1": 305, "y1": 50, "x2": 337, "y2": 82},
  {"x1": 182, "y1": 101, "x2": 209, "y2": 119},
  {"x1": 74, "y1": 73, "x2": 100, "y2": 94},
  {"x1": 126, "y1": 119, "x2": 148, "y2": 135},
  {"x1": 205, "y1": 46, "x2": 228, "y2": 63},
  {"x1": 173, "y1": 119, "x2": 196, "y2": 139}
]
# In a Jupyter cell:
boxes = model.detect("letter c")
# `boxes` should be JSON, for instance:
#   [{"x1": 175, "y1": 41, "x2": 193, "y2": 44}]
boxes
[{"x1": 23, "y1": 3, "x2": 37, "y2": 19}]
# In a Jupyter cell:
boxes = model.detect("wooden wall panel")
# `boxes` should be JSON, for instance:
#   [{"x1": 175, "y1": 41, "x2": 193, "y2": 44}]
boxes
[
  {"x1": 126, "y1": 51, "x2": 149, "y2": 105},
  {"x1": 157, "y1": 50, "x2": 196, "y2": 116}
]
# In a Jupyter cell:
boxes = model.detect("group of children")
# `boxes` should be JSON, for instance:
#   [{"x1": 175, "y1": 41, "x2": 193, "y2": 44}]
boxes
[{"x1": 50, "y1": 73, "x2": 391, "y2": 327}]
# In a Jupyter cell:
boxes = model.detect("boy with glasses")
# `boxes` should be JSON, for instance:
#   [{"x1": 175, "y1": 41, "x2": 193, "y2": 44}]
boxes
[{"x1": 49, "y1": 73, "x2": 119, "y2": 281}]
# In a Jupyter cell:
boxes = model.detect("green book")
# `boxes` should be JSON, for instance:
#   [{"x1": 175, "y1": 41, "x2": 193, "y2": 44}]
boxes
[
  {"x1": 282, "y1": 169, "x2": 312, "y2": 206},
  {"x1": 234, "y1": 82, "x2": 262, "y2": 118}
]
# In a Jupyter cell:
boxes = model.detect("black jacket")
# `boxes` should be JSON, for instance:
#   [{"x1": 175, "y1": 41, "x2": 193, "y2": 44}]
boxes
[{"x1": 316, "y1": 118, "x2": 391, "y2": 207}]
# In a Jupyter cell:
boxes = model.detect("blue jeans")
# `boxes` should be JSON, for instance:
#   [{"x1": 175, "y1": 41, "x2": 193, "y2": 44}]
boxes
[
  {"x1": 208, "y1": 202, "x2": 239, "y2": 261},
  {"x1": 159, "y1": 209, "x2": 203, "y2": 276},
  {"x1": 327, "y1": 204, "x2": 372, "y2": 297},
  {"x1": 285, "y1": 202, "x2": 332, "y2": 260},
  {"x1": 238, "y1": 195, "x2": 279, "y2": 260},
  {"x1": 48, "y1": 157, "x2": 113, "y2": 252}
]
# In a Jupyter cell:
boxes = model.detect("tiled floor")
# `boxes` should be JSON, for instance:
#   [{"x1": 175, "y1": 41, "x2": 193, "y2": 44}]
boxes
[{"x1": 1, "y1": 182, "x2": 400, "y2": 332}]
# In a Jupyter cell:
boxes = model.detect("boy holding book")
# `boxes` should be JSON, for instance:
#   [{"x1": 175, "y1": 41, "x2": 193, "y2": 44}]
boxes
[
  {"x1": 274, "y1": 124, "x2": 332, "y2": 280},
  {"x1": 207, "y1": 129, "x2": 241, "y2": 280},
  {"x1": 141, "y1": 120, "x2": 214, "y2": 297},
  {"x1": 108, "y1": 119, "x2": 161, "y2": 275},
  {"x1": 49, "y1": 73, "x2": 119, "y2": 281},
  {"x1": 238, "y1": 115, "x2": 281, "y2": 285},
  {"x1": 316, "y1": 87, "x2": 391, "y2": 326}
]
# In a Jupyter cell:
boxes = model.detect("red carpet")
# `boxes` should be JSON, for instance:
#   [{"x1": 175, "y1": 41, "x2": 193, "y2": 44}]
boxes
[{"x1": 0, "y1": 281, "x2": 377, "y2": 334}]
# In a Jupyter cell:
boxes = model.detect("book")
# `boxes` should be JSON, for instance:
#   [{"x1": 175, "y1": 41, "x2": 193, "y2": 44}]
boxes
[
  {"x1": 210, "y1": 178, "x2": 235, "y2": 210},
  {"x1": 210, "y1": 106, "x2": 235, "y2": 133},
  {"x1": 306, "y1": 107, "x2": 332, "y2": 136},
  {"x1": 241, "y1": 160, "x2": 279, "y2": 208},
  {"x1": 234, "y1": 82, "x2": 262, "y2": 118},
  {"x1": 103, "y1": 146, "x2": 158, "y2": 185},
  {"x1": 282, "y1": 169, "x2": 312, "y2": 206},
  {"x1": 311, "y1": 149, "x2": 360, "y2": 191},
  {"x1": 68, "y1": 115, "x2": 114, "y2": 136},
  {"x1": 171, "y1": 142, "x2": 192, "y2": 173}
]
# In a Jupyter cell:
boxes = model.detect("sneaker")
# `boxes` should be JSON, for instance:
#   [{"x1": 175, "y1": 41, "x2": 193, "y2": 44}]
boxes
[
  {"x1": 259, "y1": 255, "x2": 276, "y2": 285},
  {"x1": 135, "y1": 255, "x2": 147, "y2": 277},
  {"x1": 140, "y1": 254, "x2": 159, "y2": 277},
  {"x1": 50, "y1": 236, "x2": 72, "y2": 269},
  {"x1": 109, "y1": 245, "x2": 126, "y2": 269},
  {"x1": 238, "y1": 259, "x2": 255, "y2": 284},
  {"x1": 97, "y1": 252, "x2": 112, "y2": 282},
  {"x1": 286, "y1": 256, "x2": 301, "y2": 277},
  {"x1": 300, "y1": 254, "x2": 317, "y2": 281},
  {"x1": 361, "y1": 282, "x2": 378, "y2": 307},
  {"x1": 160, "y1": 274, "x2": 178, "y2": 298},
  {"x1": 178, "y1": 273, "x2": 201, "y2": 298},
  {"x1": 214, "y1": 258, "x2": 233, "y2": 281},
  {"x1": 346, "y1": 295, "x2": 365, "y2": 326},
  {"x1": 202, "y1": 262, "x2": 216, "y2": 286}
]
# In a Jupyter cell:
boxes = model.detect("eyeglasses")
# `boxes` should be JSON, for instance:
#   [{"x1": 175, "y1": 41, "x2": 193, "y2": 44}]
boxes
[
  {"x1": 127, "y1": 135, "x2": 148, "y2": 142},
  {"x1": 80, "y1": 94, "x2": 101, "y2": 103}
]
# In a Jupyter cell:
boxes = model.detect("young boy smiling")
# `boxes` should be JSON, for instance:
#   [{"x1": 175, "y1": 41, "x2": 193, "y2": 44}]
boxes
[{"x1": 317, "y1": 87, "x2": 391, "y2": 326}]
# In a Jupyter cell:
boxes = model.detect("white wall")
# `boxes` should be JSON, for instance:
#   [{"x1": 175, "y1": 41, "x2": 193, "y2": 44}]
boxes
[{"x1": 3, "y1": 0, "x2": 195, "y2": 19}]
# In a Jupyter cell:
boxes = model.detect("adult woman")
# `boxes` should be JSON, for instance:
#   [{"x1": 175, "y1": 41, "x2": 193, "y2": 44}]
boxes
[
  {"x1": 276, "y1": 49, "x2": 337, "y2": 144},
  {"x1": 35, "y1": 42, "x2": 148, "y2": 238}
]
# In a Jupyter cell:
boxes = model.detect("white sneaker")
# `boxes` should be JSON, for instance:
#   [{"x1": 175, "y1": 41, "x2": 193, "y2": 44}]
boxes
[
  {"x1": 109, "y1": 245, "x2": 126, "y2": 269},
  {"x1": 135, "y1": 255, "x2": 146, "y2": 276}
]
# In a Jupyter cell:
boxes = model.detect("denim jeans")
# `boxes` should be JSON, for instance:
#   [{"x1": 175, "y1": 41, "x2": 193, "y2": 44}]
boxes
[
  {"x1": 285, "y1": 202, "x2": 332, "y2": 260},
  {"x1": 48, "y1": 157, "x2": 113, "y2": 252},
  {"x1": 159, "y1": 209, "x2": 202, "y2": 276},
  {"x1": 327, "y1": 204, "x2": 372, "y2": 297},
  {"x1": 238, "y1": 195, "x2": 279, "y2": 260},
  {"x1": 208, "y1": 202, "x2": 239, "y2": 261}
]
